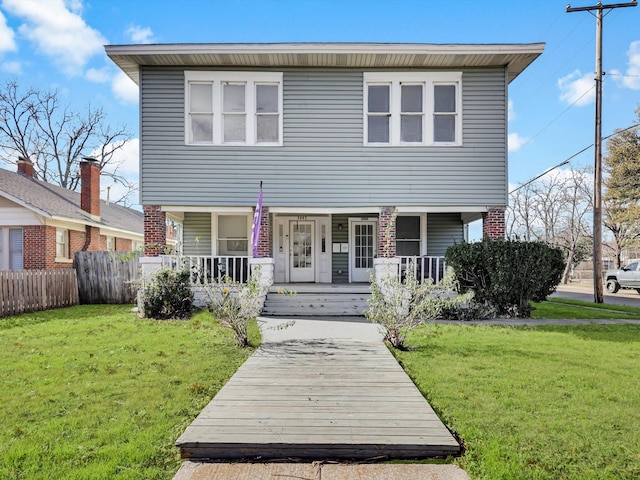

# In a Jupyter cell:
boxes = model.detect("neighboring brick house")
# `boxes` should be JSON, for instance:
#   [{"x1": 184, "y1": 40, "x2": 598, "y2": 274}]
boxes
[{"x1": 0, "y1": 158, "x2": 144, "y2": 270}]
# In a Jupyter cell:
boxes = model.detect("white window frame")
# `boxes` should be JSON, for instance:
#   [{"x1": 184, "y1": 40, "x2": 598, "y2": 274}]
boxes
[
  {"x1": 363, "y1": 72, "x2": 462, "y2": 146},
  {"x1": 55, "y1": 228, "x2": 69, "y2": 261},
  {"x1": 185, "y1": 71, "x2": 283, "y2": 146},
  {"x1": 106, "y1": 236, "x2": 115, "y2": 252},
  {"x1": 212, "y1": 213, "x2": 252, "y2": 257}
]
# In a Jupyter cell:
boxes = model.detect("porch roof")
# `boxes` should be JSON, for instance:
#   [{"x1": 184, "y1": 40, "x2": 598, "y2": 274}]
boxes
[{"x1": 106, "y1": 42, "x2": 545, "y2": 85}]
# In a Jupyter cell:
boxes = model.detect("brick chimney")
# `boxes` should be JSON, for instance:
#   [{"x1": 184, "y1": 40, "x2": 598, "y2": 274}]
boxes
[
  {"x1": 17, "y1": 157, "x2": 35, "y2": 178},
  {"x1": 80, "y1": 157, "x2": 101, "y2": 219}
]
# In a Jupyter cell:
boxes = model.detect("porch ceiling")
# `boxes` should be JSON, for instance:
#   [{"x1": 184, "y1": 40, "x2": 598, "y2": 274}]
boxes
[{"x1": 106, "y1": 42, "x2": 545, "y2": 85}]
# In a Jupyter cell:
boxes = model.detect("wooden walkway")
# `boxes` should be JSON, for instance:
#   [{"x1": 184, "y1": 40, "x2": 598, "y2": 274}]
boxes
[{"x1": 175, "y1": 337, "x2": 461, "y2": 460}]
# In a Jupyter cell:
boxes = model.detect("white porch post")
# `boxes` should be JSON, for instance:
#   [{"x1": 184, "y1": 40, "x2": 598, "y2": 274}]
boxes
[
  {"x1": 137, "y1": 256, "x2": 164, "y2": 317},
  {"x1": 249, "y1": 257, "x2": 275, "y2": 289},
  {"x1": 373, "y1": 257, "x2": 400, "y2": 284}
]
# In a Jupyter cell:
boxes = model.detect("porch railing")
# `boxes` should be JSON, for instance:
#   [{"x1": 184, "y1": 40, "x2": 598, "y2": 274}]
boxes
[
  {"x1": 160, "y1": 255, "x2": 250, "y2": 284},
  {"x1": 398, "y1": 256, "x2": 446, "y2": 284}
]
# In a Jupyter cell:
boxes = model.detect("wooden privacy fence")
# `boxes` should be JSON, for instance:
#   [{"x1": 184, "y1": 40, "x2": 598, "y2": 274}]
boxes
[
  {"x1": 75, "y1": 251, "x2": 140, "y2": 304},
  {"x1": 0, "y1": 269, "x2": 79, "y2": 317}
]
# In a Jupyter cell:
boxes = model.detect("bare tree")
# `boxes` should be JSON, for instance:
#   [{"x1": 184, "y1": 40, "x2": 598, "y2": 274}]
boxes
[
  {"x1": 507, "y1": 166, "x2": 593, "y2": 284},
  {"x1": 0, "y1": 80, "x2": 135, "y2": 204}
]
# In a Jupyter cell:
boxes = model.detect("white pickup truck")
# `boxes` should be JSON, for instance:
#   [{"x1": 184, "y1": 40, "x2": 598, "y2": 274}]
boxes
[{"x1": 605, "y1": 260, "x2": 640, "y2": 294}]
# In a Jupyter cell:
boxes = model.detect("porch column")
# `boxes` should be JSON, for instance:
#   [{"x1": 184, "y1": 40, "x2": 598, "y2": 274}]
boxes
[
  {"x1": 255, "y1": 206, "x2": 271, "y2": 258},
  {"x1": 377, "y1": 206, "x2": 397, "y2": 258},
  {"x1": 482, "y1": 207, "x2": 506, "y2": 239},
  {"x1": 143, "y1": 205, "x2": 166, "y2": 256}
]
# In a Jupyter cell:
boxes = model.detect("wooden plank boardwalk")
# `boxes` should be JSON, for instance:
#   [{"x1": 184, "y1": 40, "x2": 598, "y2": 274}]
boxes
[{"x1": 175, "y1": 337, "x2": 461, "y2": 460}]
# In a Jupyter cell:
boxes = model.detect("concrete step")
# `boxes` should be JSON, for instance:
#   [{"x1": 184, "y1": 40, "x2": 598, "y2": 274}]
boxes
[{"x1": 262, "y1": 293, "x2": 370, "y2": 317}]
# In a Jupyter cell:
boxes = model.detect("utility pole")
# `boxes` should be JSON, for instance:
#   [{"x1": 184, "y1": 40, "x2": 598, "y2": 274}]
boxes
[{"x1": 566, "y1": 1, "x2": 637, "y2": 304}]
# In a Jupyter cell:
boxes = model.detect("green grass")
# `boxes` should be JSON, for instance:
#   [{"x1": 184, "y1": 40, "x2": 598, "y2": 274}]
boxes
[
  {"x1": 394, "y1": 323, "x2": 640, "y2": 480},
  {"x1": 0, "y1": 305, "x2": 259, "y2": 480},
  {"x1": 532, "y1": 298, "x2": 640, "y2": 319}
]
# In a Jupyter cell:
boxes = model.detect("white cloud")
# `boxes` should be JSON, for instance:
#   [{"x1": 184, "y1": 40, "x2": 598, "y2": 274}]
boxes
[
  {"x1": 1, "y1": 59, "x2": 22, "y2": 74},
  {"x1": 112, "y1": 71, "x2": 138, "y2": 103},
  {"x1": 615, "y1": 40, "x2": 640, "y2": 90},
  {"x1": 0, "y1": 9, "x2": 16, "y2": 52},
  {"x1": 85, "y1": 67, "x2": 110, "y2": 83},
  {"x1": 508, "y1": 99, "x2": 516, "y2": 122},
  {"x1": 2, "y1": 0, "x2": 107, "y2": 76},
  {"x1": 95, "y1": 138, "x2": 140, "y2": 206},
  {"x1": 558, "y1": 70, "x2": 595, "y2": 106},
  {"x1": 110, "y1": 138, "x2": 139, "y2": 177},
  {"x1": 508, "y1": 132, "x2": 529, "y2": 153},
  {"x1": 126, "y1": 25, "x2": 154, "y2": 44}
]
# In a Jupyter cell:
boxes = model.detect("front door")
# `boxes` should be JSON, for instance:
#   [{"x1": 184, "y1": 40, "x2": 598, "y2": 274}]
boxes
[
  {"x1": 290, "y1": 220, "x2": 315, "y2": 282},
  {"x1": 351, "y1": 221, "x2": 376, "y2": 282}
]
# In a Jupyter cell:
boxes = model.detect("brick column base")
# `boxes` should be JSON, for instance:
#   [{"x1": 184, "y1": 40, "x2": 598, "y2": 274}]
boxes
[
  {"x1": 255, "y1": 207, "x2": 271, "y2": 258},
  {"x1": 144, "y1": 205, "x2": 166, "y2": 256},
  {"x1": 482, "y1": 207, "x2": 506, "y2": 239},
  {"x1": 377, "y1": 206, "x2": 397, "y2": 258}
]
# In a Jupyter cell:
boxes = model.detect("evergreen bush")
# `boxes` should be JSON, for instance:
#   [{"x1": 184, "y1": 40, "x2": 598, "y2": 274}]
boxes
[
  {"x1": 141, "y1": 267, "x2": 194, "y2": 320},
  {"x1": 445, "y1": 238, "x2": 565, "y2": 317}
]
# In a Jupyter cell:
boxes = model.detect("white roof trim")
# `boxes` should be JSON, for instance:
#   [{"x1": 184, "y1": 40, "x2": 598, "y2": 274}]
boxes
[
  {"x1": 106, "y1": 42, "x2": 545, "y2": 86},
  {"x1": 397, "y1": 206, "x2": 490, "y2": 213},
  {"x1": 0, "y1": 191, "x2": 51, "y2": 218},
  {"x1": 270, "y1": 207, "x2": 381, "y2": 214},
  {"x1": 161, "y1": 206, "x2": 252, "y2": 213}
]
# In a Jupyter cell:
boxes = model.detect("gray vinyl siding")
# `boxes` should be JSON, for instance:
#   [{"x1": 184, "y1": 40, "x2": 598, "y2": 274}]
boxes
[
  {"x1": 331, "y1": 214, "x2": 349, "y2": 283},
  {"x1": 140, "y1": 67, "x2": 506, "y2": 207},
  {"x1": 182, "y1": 212, "x2": 211, "y2": 255},
  {"x1": 427, "y1": 213, "x2": 464, "y2": 257}
]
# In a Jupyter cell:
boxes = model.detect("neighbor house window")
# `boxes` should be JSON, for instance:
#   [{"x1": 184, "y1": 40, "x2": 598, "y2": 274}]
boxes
[
  {"x1": 217, "y1": 215, "x2": 249, "y2": 256},
  {"x1": 185, "y1": 71, "x2": 283, "y2": 146},
  {"x1": 396, "y1": 216, "x2": 421, "y2": 256},
  {"x1": 0, "y1": 228, "x2": 24, "y2": 269},
  {"x1": 106, "y1": 236, "x2": 115, "y2": 252},
  {"x1": 56, "y1": 228, "x2": 69, "y2": 259},
  {"x1": 364, "y1": 72, "x2": 461, "y2": 146}
]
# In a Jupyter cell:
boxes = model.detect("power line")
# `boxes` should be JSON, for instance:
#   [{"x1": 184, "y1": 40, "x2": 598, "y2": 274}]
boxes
[{"x1": 510, "y1": 122, "x2": 640, "y2": 195}]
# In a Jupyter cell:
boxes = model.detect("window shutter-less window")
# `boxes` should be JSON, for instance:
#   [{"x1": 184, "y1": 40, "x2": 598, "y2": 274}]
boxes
[
  {"x1": 9, "y1": 228, "x2": 23, "y2": 270},
  {"x1": 434, "y1": 85, "x2": 456, "y2": 143}
]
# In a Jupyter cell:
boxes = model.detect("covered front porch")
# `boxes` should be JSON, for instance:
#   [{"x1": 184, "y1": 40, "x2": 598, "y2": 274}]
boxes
[{"x1": 149, "y1": 205, "x2": 496, "y2": 287}]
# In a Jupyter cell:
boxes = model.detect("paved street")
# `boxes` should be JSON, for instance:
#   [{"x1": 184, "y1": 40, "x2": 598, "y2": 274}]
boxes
[{"x1": 553, "y1": 283, "x2": 640, "y2": 307}]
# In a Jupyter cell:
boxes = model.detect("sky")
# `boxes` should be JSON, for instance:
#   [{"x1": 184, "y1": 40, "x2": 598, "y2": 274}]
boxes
[{"x1": 0, "y1": 0, "x2": 639, "y2": 228}]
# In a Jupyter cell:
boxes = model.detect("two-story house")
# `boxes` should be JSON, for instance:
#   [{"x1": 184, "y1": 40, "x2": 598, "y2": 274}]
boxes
[{"x1": 106, "y1": 42, "x2": 544, "y2": 286}]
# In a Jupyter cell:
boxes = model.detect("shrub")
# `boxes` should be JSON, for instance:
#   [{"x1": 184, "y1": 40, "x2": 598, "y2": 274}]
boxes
[
  {"x1": 141, "y1": 267, "x2": 194, "y2": 320},
  {"x1": 204, "y1": 272, "x2": 265, "y2": 348},
  {"x1": 365, "y1": 264, "x2": 471, "y2": 349},
  {"x1": 445, "y1": 238, "x2": 565, "y2": 317}
]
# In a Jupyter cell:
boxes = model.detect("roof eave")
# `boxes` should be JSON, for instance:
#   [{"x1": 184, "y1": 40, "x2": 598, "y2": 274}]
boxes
[{"x1": 105, "y1": 42, "x2": 545, "y2": 85}]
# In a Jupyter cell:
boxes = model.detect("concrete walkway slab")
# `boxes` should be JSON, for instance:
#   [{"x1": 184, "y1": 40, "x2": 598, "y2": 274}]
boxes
[{"x1": 174, "y1": 461, "x2": 470, "y2": 480}]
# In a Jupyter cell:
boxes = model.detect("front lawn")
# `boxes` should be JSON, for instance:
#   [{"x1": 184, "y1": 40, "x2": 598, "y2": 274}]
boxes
[
  {"x1": 395, "y1": 323, "x2": 640, "y2": 479},
  {"x1": 532, "y1": 298, "x2": 640, "y2": 319},
  {"x1": 0, "y1": 305, "x2": 258, "y2": 480}
]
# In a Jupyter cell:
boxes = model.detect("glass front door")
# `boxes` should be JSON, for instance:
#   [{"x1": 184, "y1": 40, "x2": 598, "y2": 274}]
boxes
[
  {"x1": 290, "y1": 221, "x2": 315, "y2": 282},
  {"x1": 351, "y1": 221, "x2": 376, "y2": 282}
]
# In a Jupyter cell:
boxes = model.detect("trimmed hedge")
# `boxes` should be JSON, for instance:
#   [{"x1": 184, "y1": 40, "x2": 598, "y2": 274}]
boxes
[
  {"x1": 445, "y1": 238, "x2": 565, "y2": 317},
  {"x1": 141, "y1": 268, "x2": 194, "y2": 320}
]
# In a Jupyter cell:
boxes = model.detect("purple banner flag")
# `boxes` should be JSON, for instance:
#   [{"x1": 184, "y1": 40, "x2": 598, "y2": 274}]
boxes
[{"x1": 251, "y1": 183, "x2": 263, "y2": 257}]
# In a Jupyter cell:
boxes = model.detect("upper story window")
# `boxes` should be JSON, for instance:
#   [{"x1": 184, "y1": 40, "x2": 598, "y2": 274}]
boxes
[
  {"x1": 185, "y1": 71, "x2": 283, "y2": 146},
  {"x1": 364, "y1": 72, "x2": 462, "y2": 146}
]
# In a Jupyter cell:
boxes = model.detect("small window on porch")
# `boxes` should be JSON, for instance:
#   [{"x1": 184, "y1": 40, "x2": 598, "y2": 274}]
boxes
[
  {"x1": 217, "y1": 215, "x2": 248, "y2": 256},
  {"x1": 396, "y1": 216, "x2": 420, "y2": 256}
]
